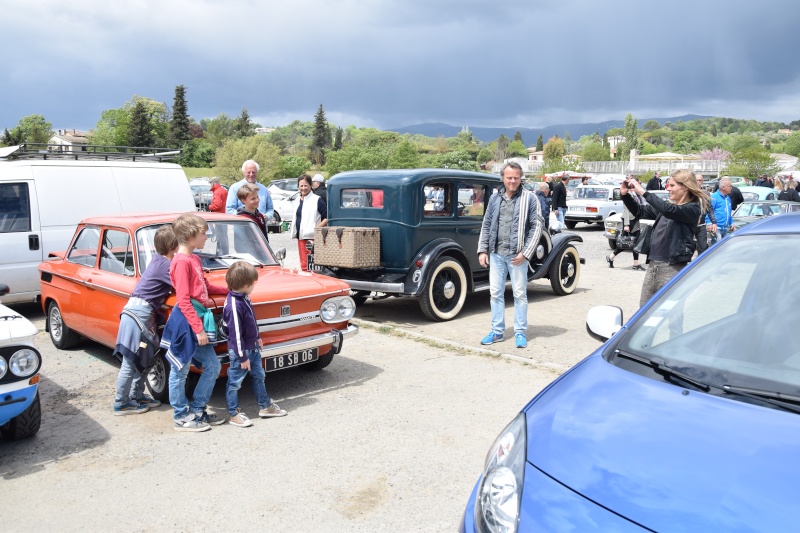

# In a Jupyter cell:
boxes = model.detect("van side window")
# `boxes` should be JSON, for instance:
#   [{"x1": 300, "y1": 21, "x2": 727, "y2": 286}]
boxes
[
  {"x1": 67, "y1": 227, "x2": 101, "y2": 267},
  {"x1": 0, "y1": 183, "x2": 32, "y2": 233},
  {"x1": 424, "y1": 183, "x2": 452, "y2": 217},
  {"x1": 100, "y1": 229, "x2": 135, "y2": 276}
]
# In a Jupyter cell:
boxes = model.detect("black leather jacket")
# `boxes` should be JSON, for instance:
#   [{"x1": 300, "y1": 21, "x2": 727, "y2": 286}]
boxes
[{"x1": 622, "y1": 191, "x2": 700, "y2": 264}]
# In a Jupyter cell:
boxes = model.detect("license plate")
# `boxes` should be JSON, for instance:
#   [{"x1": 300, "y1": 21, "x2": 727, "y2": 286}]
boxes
[
  {"x1": 569, "y1": 206, "x2": 584, "y2": 212},
  {"x1": 264, "y1": 348, "x2": 318, "y2": 372},
  {"x1": 307, "y1": 254, "x2": 321, "y2": 271}
]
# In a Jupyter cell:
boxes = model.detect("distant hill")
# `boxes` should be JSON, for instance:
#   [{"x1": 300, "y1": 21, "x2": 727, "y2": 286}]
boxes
[{"x1": 389, "y1": 114, "x2": 712, "y2": 144}]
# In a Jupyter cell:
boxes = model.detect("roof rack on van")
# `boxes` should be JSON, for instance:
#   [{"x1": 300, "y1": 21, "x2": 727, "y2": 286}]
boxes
[{"x1": 0, "y1": 144, "x2": 181, "y2": 162}]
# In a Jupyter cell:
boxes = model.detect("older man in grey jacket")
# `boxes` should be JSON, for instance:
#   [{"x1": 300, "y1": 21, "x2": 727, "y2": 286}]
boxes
[{"x1": 477, "y1": 162, "x2": 543, "y2": 349}]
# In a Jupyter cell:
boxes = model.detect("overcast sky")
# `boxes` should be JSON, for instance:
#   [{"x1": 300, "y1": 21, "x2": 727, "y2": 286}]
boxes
[{"x1": 2, "y1": 0, "x2": 799, "y2": 133}]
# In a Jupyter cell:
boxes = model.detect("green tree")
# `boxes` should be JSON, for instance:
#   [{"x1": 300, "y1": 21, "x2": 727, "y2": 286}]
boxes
[
  {"x1": 333, "y1": 127, "x2": 343, "y2": 150},
  {"x1": 673, "y1": 130, "x2": 697, "y2": 153},
  {"x1": 580, "y1": 143, "x2": 610, "y2": 161},
  {"x1": 617, "y1": 113, "x2": 643, "y2": 160},
  {"x1": 543, "y1": 136, "x2": 565, "y2": 162},
  {"x1": 312, "y1": 104, "x2": 330, "y2": 164},
  {"x1": 200, "y1": 113, "x2": 239, "y2": 146},
  {"x1": 388, "y1": 140, "x2": 421, "y2": 168},
  {"x1": 642, "y1": 120, "x2": 660, "y2": 132},
  {"x1": 128, "y1": 101, "x2": 155, "y2": 148},
  {"x1": 275, "y1": 155, "x2": 312, "y2": 179},
  {"x1": 90, "y1": 96, "x2": 169, "y2": 148},
  {"x1": 170, "y1": 85, "x2": 191, "y2": 146},
  {"x1": 476, "y1": 147, "x2": 493, "y2": 165},
  {"x1": 426, "y1": 150, "x2": 479, "y2": 171},
  {"x1": 783, "y1": 132, "x2": 800, "y2": 157},
  {"x1": 540, "y1": 157, "x2": 585, "y2": 175},
  {"x1": 14, "y1": 114, "x2": 53, "y2": 144},
  {"x1": 1, "y1": 127, "x2": 24, "y2": 147},
  {"x1": 179, "y1": 138, "x2": 215, "y2": 167},
  {"x1": 723, "y1": 149, "x2": 781, "y2": 180},
  {"x1": 507, "y1": 139, "x2": 528, "y2": 158},
  {"x1": 535, "y1": 134, "x2": 543, "y2": 151},
  {"x1": 324, "y1": 144, "x2": 389, "y2": 174},
  {"x1": 236, "y1": 108, "x2": 254, "y2": 137},
  {"x1": 212, "y1": 136, "x2": 281, "y2": 183},
  {"x1": 513, "y1": 130, "x2": 523, "y2": 143}
]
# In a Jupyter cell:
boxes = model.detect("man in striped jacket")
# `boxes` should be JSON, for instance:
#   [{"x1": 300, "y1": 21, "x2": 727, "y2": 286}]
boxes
[{"x1": 477, "y1": 162, "x2": 543, "y2": 349}]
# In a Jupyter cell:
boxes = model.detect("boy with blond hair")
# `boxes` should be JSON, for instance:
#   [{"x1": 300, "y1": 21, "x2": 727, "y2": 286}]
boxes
[
  {"x1": 223, "y1": 261, "x2": 287, "y2": 427},
  {"x1": 161, "y1": 213, "x2": 229, "y2": 432}
]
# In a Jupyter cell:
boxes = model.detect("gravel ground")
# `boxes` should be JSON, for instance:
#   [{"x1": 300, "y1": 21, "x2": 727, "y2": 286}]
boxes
[{"x1": 0, "y1": 218, "x2": 647, "y2": 532}]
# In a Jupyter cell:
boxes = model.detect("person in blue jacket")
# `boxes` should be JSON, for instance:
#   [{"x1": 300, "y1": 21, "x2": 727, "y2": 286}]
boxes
[{"x1": 706, "y1": 177, "x2": 733, "y2": 243}]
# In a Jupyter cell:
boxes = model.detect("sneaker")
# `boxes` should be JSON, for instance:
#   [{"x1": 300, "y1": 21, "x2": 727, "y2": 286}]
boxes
[
  {"x1": 198, "y1": 411, "x2": 228, "y2": 426},
  {"x1": 606, "y1": 255, "x2": 614, "y2": 268},
  {"x1": 229, "y1": 409, "x2": 253, "y2": 428},
  {"x1": 632, "y1": 264, "x2": 645, "y2": 271},
  {"x1": 173, "y1": 415, "x2": 211, "y2": 432},
  {"x1": 113, "y1": 401, "x2": 149, "y2": 416},
  {"x1": 515, "y1": 334, "x2": 527, "y2": 349},
  {"x1": 259, "y1": 403, "x2": 288, "y2": 418},
  {"x1": 132, "y1": 395, "x2": 161, "y2": 409},
  {"x1": 480, "y1": 332, "x2": 504, "y2": 345}
]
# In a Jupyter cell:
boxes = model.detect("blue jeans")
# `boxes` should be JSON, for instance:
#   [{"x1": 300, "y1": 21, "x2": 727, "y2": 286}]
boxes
[
  {"x1": 169, "y1": 344, "x2": 221, "y2": 421},
  {"x1": 710, "y1": 227, "x2": 728, "y2": 244},
  {"x1": 114, "y1": 356, "x2": 145, "y2": 407},
  {"x1": 557, "y1": 207, "x2": 566, "y2": 223},
  {"x1": 489, "y1": 253, "x2": 529, "y2": 336},
  {"x1": 225, "y1": 348, "x2": 271, "y2": 415}
]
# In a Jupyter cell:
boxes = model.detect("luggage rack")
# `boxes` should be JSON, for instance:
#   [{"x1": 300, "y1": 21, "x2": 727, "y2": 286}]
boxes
[{"x1": 0, "y1": 143, "x2": 181, "y2": 162}]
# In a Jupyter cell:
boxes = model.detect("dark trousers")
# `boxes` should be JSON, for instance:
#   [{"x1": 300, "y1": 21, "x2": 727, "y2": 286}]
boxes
[{"x1": 694, "y1": 224, "x2": 709, "y2": 254}]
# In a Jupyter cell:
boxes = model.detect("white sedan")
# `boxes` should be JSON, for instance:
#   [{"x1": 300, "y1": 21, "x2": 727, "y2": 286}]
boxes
[{"x1": 273, "y1": 191, "x2": 301, "y2": 224}]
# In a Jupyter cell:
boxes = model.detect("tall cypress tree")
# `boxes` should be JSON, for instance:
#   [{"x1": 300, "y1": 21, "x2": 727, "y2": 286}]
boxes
[
  {"x1": 236, "y1": 108, "x2": 253, "y2": 137},
  {"x1": 312, "y1": 104, "x2": 330, "y2": 164},
  {"x1": 170, "y1": 85, "x2": 190, "y2": 147},
  {"x1": 536, "y1": 134, "x2": 543, "y2": 151},
  {"x1": 128, "y1": 100, "x2": 154, "y2": 148},
  {"x1": 513, "y1": 130, "x2": 523, "y2": 143}
]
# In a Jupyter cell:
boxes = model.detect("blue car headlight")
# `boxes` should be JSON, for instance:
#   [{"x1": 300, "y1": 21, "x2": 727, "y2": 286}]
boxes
[
  {"x1": 475, "y1": 413, "x2": 527, "y2": 533},
  {"x1": 0, "y1": 356, "x2": 6, "y2": 379}
]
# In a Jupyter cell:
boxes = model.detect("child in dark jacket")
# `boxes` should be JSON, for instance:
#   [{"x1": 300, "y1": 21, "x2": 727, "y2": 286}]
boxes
[
  {"x1": 223, "y1": 261, "x2": 287, "y2": 427},
  {"x1": 112, "y1": 225, "x2": 178, "y2": 415}
]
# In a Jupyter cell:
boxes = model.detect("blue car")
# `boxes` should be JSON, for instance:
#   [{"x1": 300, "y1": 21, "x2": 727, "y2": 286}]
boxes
[
  {"x1": 0, "y1": 284, "x2": 42, "y2": 440},
  {"x1": 462, "y1": 214, "x2": 800, "y2": 532}
]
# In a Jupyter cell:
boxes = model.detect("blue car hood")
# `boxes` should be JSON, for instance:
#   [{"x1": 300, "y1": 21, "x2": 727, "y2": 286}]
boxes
[{"x1": 526, "y1": 355, "x2": 800, "y2": 532}]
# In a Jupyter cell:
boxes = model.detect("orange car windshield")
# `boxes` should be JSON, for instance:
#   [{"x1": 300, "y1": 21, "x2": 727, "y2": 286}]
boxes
[{"x1": 136, "y1": 220, "x2": 278, "y2": 272}]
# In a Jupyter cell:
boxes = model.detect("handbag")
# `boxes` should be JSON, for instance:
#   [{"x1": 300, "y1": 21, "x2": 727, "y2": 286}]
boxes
[
  {"x1": 616, "y1": 231, "x2": 637, "y2": 250},
  {"x1": 633, "y1": 224, "x2": 653, "y2": 255}
]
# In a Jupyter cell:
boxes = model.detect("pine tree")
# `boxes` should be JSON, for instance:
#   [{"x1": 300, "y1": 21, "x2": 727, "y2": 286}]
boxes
[
  {"x1": 536, "y1": 134, "x2": 543, "y2": 151},
  {"x1": 236, "y1": 108, "x2": 253, "y2": 137},
  {"x1": 170, "y1": 85, "x2": 190, "y2": 147},
  {"x1": 128, "y1": 100, "x2": 154, "y2": 148},
  {"x1": 312, "y1": 104, "x2": 330, "y2": 164},
  {"x1": 513, "y1": 130, "x2": 523, "y2": 143}
]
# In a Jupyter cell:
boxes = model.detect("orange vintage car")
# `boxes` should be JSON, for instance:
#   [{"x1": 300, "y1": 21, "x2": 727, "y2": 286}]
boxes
[{"x1": 37, "y1": 212, "x2": 358, "y2": 401}]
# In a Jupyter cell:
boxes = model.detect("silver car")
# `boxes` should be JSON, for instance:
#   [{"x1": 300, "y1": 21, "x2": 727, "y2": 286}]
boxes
[{"x1": 565, "y1": 185, "x2": 623, "y2": 229}]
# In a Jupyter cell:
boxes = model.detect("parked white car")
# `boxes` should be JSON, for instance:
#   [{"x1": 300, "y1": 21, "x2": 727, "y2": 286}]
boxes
[
  {"x1": 274, "y1": 191, "x2": 301, "y2": 224},
  {"x1": 602, "y1": 190, "x2": 670, "y2": 248},
  {"x1": 565, "y1": 185, "x2": 623, "y2": 229}
]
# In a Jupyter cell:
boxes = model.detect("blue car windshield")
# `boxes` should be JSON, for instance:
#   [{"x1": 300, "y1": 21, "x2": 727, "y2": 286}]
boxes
[{"x1": 619, "y1": 234, "x2": 800, "y2": 394}]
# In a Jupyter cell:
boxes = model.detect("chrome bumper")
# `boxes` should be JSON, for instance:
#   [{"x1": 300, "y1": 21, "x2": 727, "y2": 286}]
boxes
[
  {"x1": 341, "y1": 279, "x2": 404, "y2": 293},
  {"x1": 259, "y1": 324, "x2": 359, "y2": 357}
]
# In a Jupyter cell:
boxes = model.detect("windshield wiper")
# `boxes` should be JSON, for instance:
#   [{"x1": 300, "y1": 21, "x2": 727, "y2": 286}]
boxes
[
  {"x1": 615, "y1": 350, "x2": 710, "y2": 391},
  {"x1": 216, "y1": 254, "x2": 266, "y2": 267},
  {"x1": 721, "y1": 385, "x2": 800, "y2": 414}
]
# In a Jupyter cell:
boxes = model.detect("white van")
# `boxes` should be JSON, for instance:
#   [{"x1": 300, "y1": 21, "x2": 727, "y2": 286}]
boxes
[{"x1": 0, "y1": 145, "x2": 195, "y2": 304}]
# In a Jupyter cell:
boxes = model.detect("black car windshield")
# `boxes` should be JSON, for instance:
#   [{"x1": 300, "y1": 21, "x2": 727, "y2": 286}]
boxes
[
  {"x1": 136, "y1": 220, "x2": 278, "y2": 272},
  {"x1": 618, "y1": 234, "x2": 800, "y2": 395}
]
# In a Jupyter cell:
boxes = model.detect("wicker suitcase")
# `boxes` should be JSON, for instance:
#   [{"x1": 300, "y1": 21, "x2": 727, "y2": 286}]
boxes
[{"x1": 314, "y1": 227, "x2": 380, "y2": 268}]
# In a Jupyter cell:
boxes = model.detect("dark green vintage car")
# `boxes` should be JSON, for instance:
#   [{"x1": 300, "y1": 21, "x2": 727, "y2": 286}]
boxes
[{"x1": 314, "y1": 169, "x2": 584, "y2": 321}]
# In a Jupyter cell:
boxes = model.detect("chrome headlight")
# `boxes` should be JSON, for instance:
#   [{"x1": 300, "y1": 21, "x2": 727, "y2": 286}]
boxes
[
  {"x1": 320, "y1": 296, "x2": 356, "y2": 323},
  {"x1": 10, "y1": 349, "x2": 40, "y2": 378},
  {"x1": 0, "y1": 357, "x2": 6, "y2": 379},
  {"x1": 475, "y1": 413, "x2": 527, "y2": 533}
]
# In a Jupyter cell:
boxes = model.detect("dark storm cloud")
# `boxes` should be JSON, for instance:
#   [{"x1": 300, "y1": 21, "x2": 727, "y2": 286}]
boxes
[{"x1": 1, "y1": 0, "x2": 799, "y2": 132}]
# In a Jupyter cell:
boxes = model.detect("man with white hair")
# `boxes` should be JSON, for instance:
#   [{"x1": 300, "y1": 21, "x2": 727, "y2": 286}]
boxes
[
  {"x1": 311, "y1": 173, "x2": 328, "y2": 204},
  {"x1": 225, "y1": 160, "x2": 274, "y2": 219}
]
